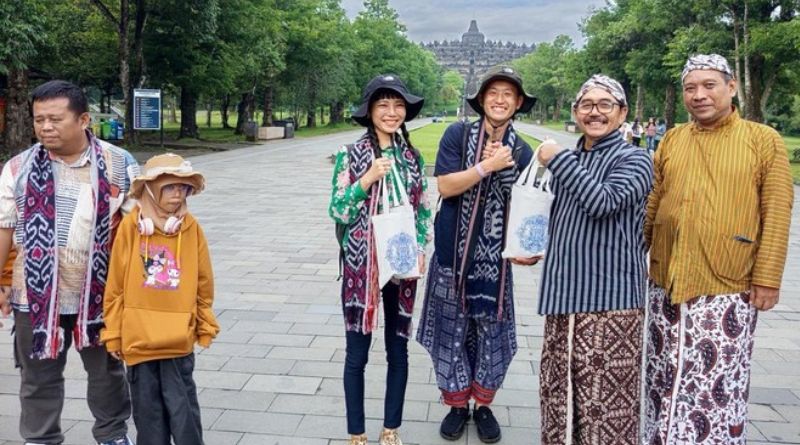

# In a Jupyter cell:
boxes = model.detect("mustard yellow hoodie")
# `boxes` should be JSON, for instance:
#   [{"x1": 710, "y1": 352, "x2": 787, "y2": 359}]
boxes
[{"x1": 101, "y1": 208, "x2": 219, "y2": 366}]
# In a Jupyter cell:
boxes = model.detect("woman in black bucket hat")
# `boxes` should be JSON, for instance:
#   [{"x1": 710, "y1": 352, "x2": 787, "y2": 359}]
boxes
[{"x1": 329, "y1": 74, "x2": 433, "y2": 445}]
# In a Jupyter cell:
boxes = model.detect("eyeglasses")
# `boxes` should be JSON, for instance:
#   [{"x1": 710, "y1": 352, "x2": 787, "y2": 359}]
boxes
[
  {"x1": 162, "y1": 183, "x2": 193, "y2": 195},
  {"x1": 575, "y1": 100, "x2": 620, "y2": 114}
]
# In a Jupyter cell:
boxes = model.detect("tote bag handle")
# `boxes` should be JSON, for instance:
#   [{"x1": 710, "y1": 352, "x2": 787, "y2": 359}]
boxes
[{"x1": 379, "y1": 161, "x2": 411, "y2": 213}]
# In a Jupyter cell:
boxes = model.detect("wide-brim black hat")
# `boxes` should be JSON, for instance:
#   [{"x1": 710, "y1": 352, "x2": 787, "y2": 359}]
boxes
[
  {"x1": 467, "y1": 66, "x2": 537, "y2": 116},
  {"x1": 351, "y1": 74, "x2": 424, "y2": 127}
]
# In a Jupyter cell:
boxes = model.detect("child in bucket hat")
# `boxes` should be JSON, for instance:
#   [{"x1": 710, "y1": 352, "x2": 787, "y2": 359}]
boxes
[{"x1": 101, "y1": 153, "x2": 218, "y2": 444}]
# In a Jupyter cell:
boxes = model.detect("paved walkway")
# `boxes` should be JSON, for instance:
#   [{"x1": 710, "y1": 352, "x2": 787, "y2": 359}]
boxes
[
  {"x1": 514, "y1": 122, "x2": 577, "y2": 148},
  {"x1": 1, "y1": 121, "x2": 799, "y2": 444}
]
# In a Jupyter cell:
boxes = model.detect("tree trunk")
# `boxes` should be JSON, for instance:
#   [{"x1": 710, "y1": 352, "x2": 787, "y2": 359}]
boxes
[
  {"x1": 664, "y1": 82, "x2": 677, "y2": 128},
  {"x1": 100, "y1": 94, "x2": 107, "y2": 113},
  {"x1": 90, "y1": 0, "x2": 132, "y2": 145},
  {"x1": 3, "y1": 68, "x2": 33, "y2": 156},
  {"x1": 126, "y1": 0, "x2": 147, "y2": 147},
  {"x1": 635, "y1": 83, "x2": 645, "y2": 121},
  {"x1": 220, "y1": 94, "x2": 231, "y2": 129},
  {"x1": 169, "y1": 95, "x2": 177, "y2": 123},
  {"x1": 262, "y1": 87, "x2": 274, "y2": 126},
  {"x1": 133, "y1": 0, "x2": 147, "y2": 88},
  {"x1": 178, "y1": 87, "x2": 199, "y2": 139},
  {"x1": 319, "y1": 106, "x2": 325, "y2": 126},
  {"x1": 234, "y1": 92, "x2": 253, "y2": 135},
  {"x1": 760, "y1": 71, "x2": 777, "y2": 117},
  {"x1": 552, "y1": 99, "x2": 561, "y2": 121},
  {"x1": 306, "y1": 108, "x2": 316, "y2": 128},
  {"x1": 744, "y1": 56, "x2": 765, "y2": 123},
  {"x1": 743, "y1": 2, "x2": 754, "y2": 120},
  {"x1": 732, "y1": 13, "x2": 746, "y2": 115},
  {"x1": 247, "y1": 93, "x2": 256, "y2": 125},
  {"x1": 206, "y1": 100, "x2": 213, "y2": 128},
  {"x1": 117, "y1": 0, "x2": 131, "y2": 145},
  {"x1": 330, "y1": 101, "x2": 344, "y2": 124}
]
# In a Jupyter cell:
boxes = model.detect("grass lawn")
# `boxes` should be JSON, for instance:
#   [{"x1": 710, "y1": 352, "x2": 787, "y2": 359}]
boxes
[
  {"x1": 783, "y1": 135, "x2": 800, "y2": 182},
  {"x1": 411, "y1": 118, "x2": 541, "y2": 165},
  {"x1": 295, "y1": 122, "x2": 360, "y2": 138}
]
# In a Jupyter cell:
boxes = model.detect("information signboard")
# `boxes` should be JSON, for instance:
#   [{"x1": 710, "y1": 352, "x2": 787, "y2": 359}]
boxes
[{"x1": 133, "y1": 89, "x2": 161, "y2": 130}]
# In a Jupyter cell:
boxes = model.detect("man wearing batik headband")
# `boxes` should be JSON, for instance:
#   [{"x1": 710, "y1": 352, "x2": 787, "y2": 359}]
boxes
[
  {"x1": 528, "y1": 74, "x2": 653, "y2": 444},
  {"x1": 416, "y1": 66, "x2": 535, "y2": 443},
  {"x1": 643, "y1": 54, "x2": 793, "y2": 444}
]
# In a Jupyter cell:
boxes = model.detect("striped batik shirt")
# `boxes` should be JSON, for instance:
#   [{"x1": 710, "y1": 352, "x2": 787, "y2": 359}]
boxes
[
  {"x1": 645, "y1": 110, "x2": 794, "y2": 303},
  {"x1": 537, "y1": 131, "x2": 653, "y2": 315}
]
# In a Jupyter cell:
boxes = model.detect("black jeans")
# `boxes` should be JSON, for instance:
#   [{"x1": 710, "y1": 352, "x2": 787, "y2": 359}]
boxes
[
  {"x1": 343, "y1": 282, "x2": 409, "y2": 435},
  {"x1": 13, "y1": 310, "x2": 131, "y2": 444},
  {"x1": 127, "y1": 354, "x2": 203, "y2": 445}
]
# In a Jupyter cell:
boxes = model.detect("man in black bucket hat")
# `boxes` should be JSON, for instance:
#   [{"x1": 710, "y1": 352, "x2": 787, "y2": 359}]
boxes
[
  {"x1": 416, "y1": 65, "x2": 537, "y2": 443},
  {"x1": 466, "y1": 65, "x2": 536, "y2": 119}
]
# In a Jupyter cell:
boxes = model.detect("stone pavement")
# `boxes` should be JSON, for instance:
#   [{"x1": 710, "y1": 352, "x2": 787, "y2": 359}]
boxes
[{"x1": 0, "y1": 121, "x2": 799, "y2": 444}]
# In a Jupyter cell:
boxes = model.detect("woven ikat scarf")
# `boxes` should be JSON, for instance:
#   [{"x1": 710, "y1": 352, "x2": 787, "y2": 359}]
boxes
[{"x1": 24, "y1": 134, "x2": 111, "y2": 359}]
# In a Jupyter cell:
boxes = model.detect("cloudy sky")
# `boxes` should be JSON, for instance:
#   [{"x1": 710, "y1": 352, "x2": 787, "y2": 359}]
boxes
[{"x1": 341, "y1": 0, "x2": 607, "y2": 46}]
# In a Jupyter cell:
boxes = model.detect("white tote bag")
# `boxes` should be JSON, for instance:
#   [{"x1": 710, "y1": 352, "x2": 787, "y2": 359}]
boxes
[
  {"x1": 501, "y1": 148, "x2": 554, "y2": 259},
  {"x1": 372, "y1": 163, "x2": 421, "y2": 288}
]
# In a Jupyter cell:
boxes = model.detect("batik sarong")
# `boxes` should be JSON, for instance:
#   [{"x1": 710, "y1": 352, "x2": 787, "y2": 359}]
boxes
[
  {"x1": 644, "y1": 285, "x2": 757, "y2": 445},
  {"x1": 540, "y1": 308, "x2": 644, "y2": 445},
  {"x1": 416, "y1": 254, "x2": 517, "y2": 406}
]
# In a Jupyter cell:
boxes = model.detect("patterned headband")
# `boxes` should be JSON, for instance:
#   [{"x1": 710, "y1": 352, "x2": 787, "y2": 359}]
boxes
[
  {"x1": 682, "y1": 54, "x2": 733, "y2": 82},
  {"x1": 575, "y1": 74, "x2": 627, "y2": 106}
]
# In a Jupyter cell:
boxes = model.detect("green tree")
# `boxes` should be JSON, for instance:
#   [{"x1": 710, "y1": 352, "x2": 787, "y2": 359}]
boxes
[
  {"x1": 436, "y1": 70, "x2": 464, "y2": 111},
  {"x1": 277, "y1": 0, "x2": 354, "y2": 128},
  {"x1": 739, "y1": 1, "x2": 800, "y2": 122},
  {"x1": 582, "y1": 0, "x2": 701, "y2": 127},
  {"x1": 204, "y1": 0, "x2": 285, "y2": 133},
  {"x1": 35, "y1": 2, "x2": 118, "y2": 110},
  {"x1": 514, "y1": 35, "x2": 582, "y2": 121},
  {"x1": 143, "y1": 0, "x2": 219, "y2": 139},
  {"x1": 0, "y1": 0, "x2": 45, "y2": 155},
  {"x1": 349, "y1": 0, "x2": 442, "y2": 114}
]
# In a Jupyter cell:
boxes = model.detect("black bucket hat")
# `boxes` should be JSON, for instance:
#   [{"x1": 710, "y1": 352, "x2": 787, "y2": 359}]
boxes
[
  {"x1": 351, "y1": 74, "x2": 424, "y2": 127},
  {"x1": 467, "y1": 65, "x2": 537, "y2": 116}
]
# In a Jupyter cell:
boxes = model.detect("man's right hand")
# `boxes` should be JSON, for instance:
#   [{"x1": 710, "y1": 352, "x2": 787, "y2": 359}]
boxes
[{"x1": 483, "y1": 146, "x2": 514, "y2": 173}]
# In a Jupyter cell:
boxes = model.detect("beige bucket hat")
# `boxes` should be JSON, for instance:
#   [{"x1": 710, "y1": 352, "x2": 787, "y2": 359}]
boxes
[{"x1": 129, "y1": 153, "x2": 205, "y2": 199}]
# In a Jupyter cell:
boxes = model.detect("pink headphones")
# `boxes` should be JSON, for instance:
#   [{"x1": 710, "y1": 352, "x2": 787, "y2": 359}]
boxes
[{"x1": 138, "y1": 214, "x2": 182, "y2": 236}]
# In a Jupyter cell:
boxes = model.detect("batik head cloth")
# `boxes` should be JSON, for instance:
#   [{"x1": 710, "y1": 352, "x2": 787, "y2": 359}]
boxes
[
  {"x1": 574, "y1": 74, "x2": 627, "y2": 107},
  {"x1": 681, "y1": 54, "x2": 733, "y2": 82}
]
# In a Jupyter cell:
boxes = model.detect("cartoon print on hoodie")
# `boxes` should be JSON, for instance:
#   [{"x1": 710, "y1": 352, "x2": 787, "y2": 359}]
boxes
[{"x1": 140, "y1": 243, "x2": 181, "y2": 290}]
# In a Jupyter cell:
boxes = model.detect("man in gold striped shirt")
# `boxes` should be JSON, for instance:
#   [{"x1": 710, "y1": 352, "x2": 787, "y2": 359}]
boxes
[{"x1": 643, "y1": 54, "x2": 794, "y2": 444}]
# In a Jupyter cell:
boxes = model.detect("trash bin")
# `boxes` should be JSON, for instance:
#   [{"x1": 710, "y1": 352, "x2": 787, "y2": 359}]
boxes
[
  {"x1": 244, "y1": 121, "x2": 258, "y2": 142},
  {"x1": 283, "y1": 122, "x2": 294, "y2": 139},
  {"x1": 101, "y1": 121, "x2": 112, "y2": 139},
  {"x1": 273, "y1": 120, "x2": 295, "y2": 139}
]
